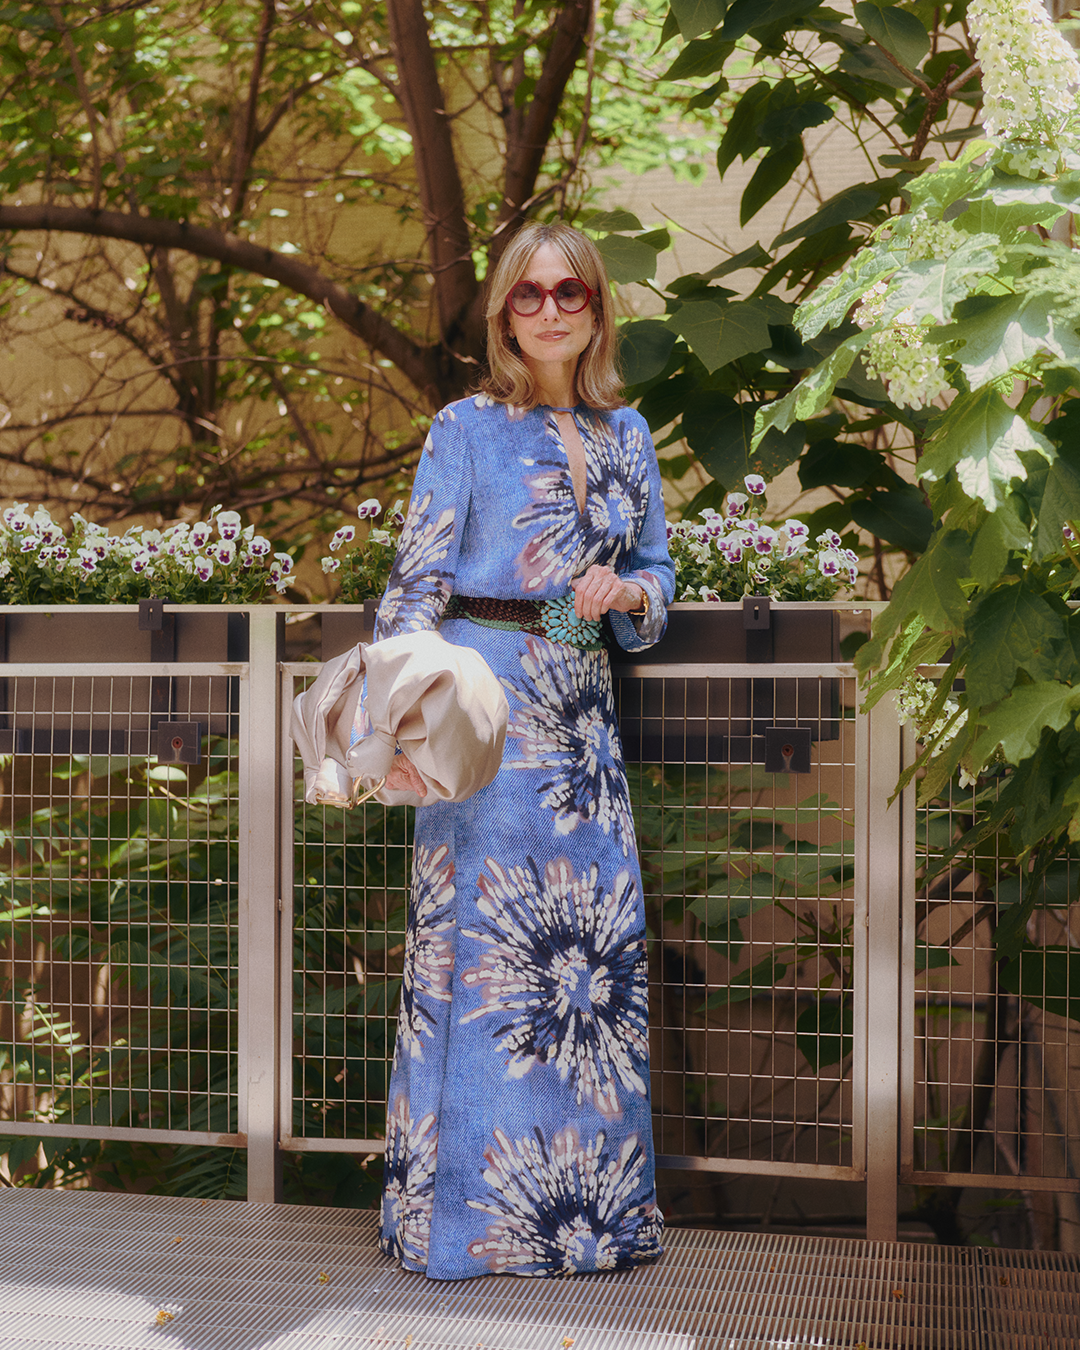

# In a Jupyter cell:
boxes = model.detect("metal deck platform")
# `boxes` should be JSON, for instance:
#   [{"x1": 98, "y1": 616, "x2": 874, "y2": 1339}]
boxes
[{"x1": 1, "y1": 1189, "x2": 1079, "y2": 1348}]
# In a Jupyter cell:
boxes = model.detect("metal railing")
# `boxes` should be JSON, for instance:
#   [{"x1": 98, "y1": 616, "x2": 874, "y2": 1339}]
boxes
[{"x1": 1, "y1": 603, "x2": 1075, "y2": 1244}]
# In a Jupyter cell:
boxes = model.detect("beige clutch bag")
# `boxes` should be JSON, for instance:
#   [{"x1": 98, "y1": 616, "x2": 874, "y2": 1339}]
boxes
[{"x1": 291, "y1": 629, "x2": 509, "y2": 809}]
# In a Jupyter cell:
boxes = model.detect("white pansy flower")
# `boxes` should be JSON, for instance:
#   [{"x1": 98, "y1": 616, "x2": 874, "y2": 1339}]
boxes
[{"x1": 216, "y1": 510, "x2": 242, "y2": 541}]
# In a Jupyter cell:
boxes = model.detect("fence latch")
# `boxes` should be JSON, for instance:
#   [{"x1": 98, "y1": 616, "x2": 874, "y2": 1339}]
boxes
[
  {"x1": 156, "y1": 721, "x2": 203, "y2": 765},
  {"x1": 764, "y1": 725, "x2": 812, "y2": 774}
]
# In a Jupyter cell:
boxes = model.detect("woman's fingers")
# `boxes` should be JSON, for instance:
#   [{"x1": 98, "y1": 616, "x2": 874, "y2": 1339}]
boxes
[
  {"x1": 570, "y1": 565, "x2": 641, "y2": 619},
  {"x1": 384, "y1": 755, "x2": 428, "y2": 797}
]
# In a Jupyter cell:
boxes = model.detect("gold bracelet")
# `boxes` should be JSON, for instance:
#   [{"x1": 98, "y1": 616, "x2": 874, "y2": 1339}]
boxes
[{"x1": 629, "y1": 587, "x2": 650, "y2": 618}]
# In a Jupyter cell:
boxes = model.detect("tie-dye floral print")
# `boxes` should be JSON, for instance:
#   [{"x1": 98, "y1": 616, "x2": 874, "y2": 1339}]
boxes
[{"x1": 371, "y1": 395, "x2": 674, "y2": 1281}]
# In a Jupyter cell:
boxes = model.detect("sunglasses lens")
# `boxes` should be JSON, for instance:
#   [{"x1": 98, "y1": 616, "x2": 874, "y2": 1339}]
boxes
[
  {"x1": 509, "y1": 282, "x2": 543, "y2": 315},
  {"x1": 555, "y1": 280, "x2": 589, "y2": 312}
]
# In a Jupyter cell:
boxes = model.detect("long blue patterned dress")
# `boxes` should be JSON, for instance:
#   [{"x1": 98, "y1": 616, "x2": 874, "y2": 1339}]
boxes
[{"x1": 370, "y1": 393, "x2": 675, "y2": 1281}]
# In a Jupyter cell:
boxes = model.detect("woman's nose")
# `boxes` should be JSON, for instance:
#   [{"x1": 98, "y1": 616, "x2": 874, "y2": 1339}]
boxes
[{"x1": 539, "y1": 293, "x2": 561, "y2": 317}]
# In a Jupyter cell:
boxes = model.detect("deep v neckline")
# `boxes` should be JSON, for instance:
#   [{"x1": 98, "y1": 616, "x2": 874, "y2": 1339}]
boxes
[{"x1": 548, "y1": 407, "x2": 588, "y2": 518}]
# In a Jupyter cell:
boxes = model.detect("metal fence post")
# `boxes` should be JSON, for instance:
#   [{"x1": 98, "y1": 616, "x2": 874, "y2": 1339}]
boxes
[
  {"x1": 239, "y1": 607, "x2": 283, "y2": 1202},
  {"x1": 861, "y1": 689, "x2": 904, "y2": 1240}
]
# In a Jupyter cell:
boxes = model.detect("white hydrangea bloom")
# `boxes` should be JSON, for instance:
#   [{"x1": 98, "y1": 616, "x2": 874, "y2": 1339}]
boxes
[{"x1": 968, "y1": 0, "x2": 1080, "y2": 174}]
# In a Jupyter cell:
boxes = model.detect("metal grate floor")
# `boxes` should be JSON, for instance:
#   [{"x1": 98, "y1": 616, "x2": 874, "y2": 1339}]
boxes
[{"x1": 1, "y1": 1188, "x2": 1078, "y2": 1349}]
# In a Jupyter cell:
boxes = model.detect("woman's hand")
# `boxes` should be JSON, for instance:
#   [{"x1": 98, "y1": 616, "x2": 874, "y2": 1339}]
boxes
[
  {"x1": 383, "y1": 754, "x2": 428, "y2": 798},
  {"x1": 569, "y1": 564, "x2": 645, "y2": 621}
]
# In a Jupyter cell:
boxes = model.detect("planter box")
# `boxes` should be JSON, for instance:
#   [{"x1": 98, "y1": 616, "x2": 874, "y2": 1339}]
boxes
[
  {"x1": 0, "y1": 607, "x2": 247, "y2": 755},
  {"x1": 613, "y1": 601, "x2": 841, "y2": 765}
]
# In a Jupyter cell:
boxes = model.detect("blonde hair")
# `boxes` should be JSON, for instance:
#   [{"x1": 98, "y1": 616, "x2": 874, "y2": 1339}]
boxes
[{"x1": 479, "y1": 222, "x2": 624, "y2": 411}]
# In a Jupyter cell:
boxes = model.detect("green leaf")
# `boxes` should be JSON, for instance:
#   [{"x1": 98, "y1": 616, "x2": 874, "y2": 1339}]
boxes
[
  {"x1": 957, "y1": 172, "x2": 1074, "y2": 237},
  {"x1": 741, "y1": 140, "x2": 803, "y2": 226},
  {"x1": 971, "y1": 681, "x2": 1080, "y2": 768},
  {"x1": 997, "y1": 861, "x2": 1080, "y2": 912},
  {"x1": 685, "y1": 393, "x2": 806, "y2": 485},
  {"x1": 753, "y1": 336, "x2": 868, "y2": 441},
  {"x1": 716, "y1": 81, "x2": 771, "y2": 176},
  {"x1": 670, "y1": 0, "x2": 727, "y2": 39},
  {"x1": 796, "y1": 238, "x2": 906, "y2": 339},
  {"x1": 919, "y1": 389, "x2": 1056, "y2": 512},
  {"x1": 850, "y1": 486, "x2": 933, "y2": 553},
  {"x1": 1033, "y1": 452, "x2": 1080, "y2": 560},
  {"x1": 915, "y1": 944, "x2": 959, "y2": 973},
  {"x1": 795, "y1": 999, "x2": 853, "y2": 1070},
  {"x1": 663, "y1": 32, "x2": 733, "y2": 79},
  {"x1": 583, "y1": 209, "x2": 644, "y2": 233},
  {"x1": 838, "y1": 42, "x2": 916, "y2": 88},
  {"x1": 619, "y1": 320, "x2": 678, "y2": 386},
  {"x1": 937, "y1": 293, "x2": 1080, "y2": 387},
  {"x1": 701, "y1": 955, "x2": 788, "y2": 1010},
  {"x1": 771, "y1": 183, "x2": 882, "y2": 248},
  {"x1": 759, "y1": 99, "x2": 832, "y2": 146},
  {"x1": 1000, "y1": 945, "x2": 1080, "y2": 1024},
  {"x1": 878, "y1": 238, "x2": 997, "y2": 326},
  {"x1": 799, "y1": 439, "x2": 883, "y2": 490},
  {"x1": 964, "y1": 584, "x2": 1066, "y2": 706},
  {"x1": 854, "y1": 2, "x2": 930, "y2": 72},
  {"x1": 721, "y1": 0, "x2": 818, "y2": 42},
  {"x1": 886, "y1": 529, "x2": 971, "y2": 633},
  {"x1": 969, "y1": 498, "x2": 1031, "y2": 586},
  {"x1": 596, "y1": 234, "x2": 658, "y2": 284},
  {"x1": 667, "y1": 298, "x2": 773, "y2": 372}
]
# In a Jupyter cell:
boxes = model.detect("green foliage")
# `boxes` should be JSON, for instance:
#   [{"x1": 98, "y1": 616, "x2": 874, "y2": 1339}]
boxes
[
  {"x1": 0, "y1": 745, "x2": 406, "y2": 1201},
  {"x1": 631, "y1": 763, "x2": 860, "y2": 1073},
  {"x1": 624, "y1": 1, "x2": 987, "y2": 567}
]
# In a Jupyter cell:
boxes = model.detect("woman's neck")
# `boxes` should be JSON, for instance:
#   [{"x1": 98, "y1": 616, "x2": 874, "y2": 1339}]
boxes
[{"x1": 530, "y1": 364, "x2": 577, "y2": 410}]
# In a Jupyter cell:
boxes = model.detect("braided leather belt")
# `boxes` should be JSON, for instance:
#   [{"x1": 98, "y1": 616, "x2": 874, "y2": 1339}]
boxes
[{"x1": 444, "y1": 594, "x2": 604, "y2": 652}]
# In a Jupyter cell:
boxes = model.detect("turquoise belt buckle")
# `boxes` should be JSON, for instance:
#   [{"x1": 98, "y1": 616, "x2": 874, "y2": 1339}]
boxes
[{"x1": 540, "y1": 594, "x2": 602, "y2": 650}]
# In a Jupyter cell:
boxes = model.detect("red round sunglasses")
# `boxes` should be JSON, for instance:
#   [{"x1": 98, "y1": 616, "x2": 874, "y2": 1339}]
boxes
[{"x1": 506, "y1": 277, "x2": 595, "y2": 317}]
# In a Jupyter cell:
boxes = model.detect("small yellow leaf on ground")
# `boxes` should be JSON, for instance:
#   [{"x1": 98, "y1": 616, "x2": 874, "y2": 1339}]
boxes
[
  {"x1": 562, "y1": 1339, "x2": 575, "y2": 1348},
  {"x1": 891, "y1": 1288, "x2": 904, "y2": 1300},
  {"x1": 317, "y1": 1271, "x2": 329, "y2": 1285},
  {"x1": 155, "y1": 1310, "x2": 175, "y2": 1324},
  {"x1": 173, "y1": 1236, "x2": 183, "y2": 1245}
]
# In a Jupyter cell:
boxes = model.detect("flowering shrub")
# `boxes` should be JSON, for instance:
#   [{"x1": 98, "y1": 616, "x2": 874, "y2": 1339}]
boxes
[
  {"x1": 667, "y1": 475, "x2": 858, "y2": 602},
  {"x1": 968, "y1": 0, "x2": 1080, "y2": 178},
  {"x1": 324, "y1": 478, "x2": 856, "y2": 606},
  {"x1": 323, "y1": 497, "x2": 406, "y2": 603},
  {"x1": 752, "y1": 3, "x2": 1080, "y2": 891},
  {"x1": 0, "y1": 504, "x2": 291, "y2": 604}
]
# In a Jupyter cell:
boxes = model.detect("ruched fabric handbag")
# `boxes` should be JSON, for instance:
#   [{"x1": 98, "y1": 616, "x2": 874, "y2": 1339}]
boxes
[{"x1": 291, "y1": 629, "x2": 509, "y2": 809}]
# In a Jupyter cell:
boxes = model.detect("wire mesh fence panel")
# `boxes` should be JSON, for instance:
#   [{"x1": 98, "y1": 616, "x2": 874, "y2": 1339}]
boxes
[
  {"x1": 285, "y1": 671, "x2": 411, "y2": 1147},
  {"x1": 911, "y1": 774, "x2": 1080, "y2": 1191},
  {"x1": 615, "y1": 669, "x2": 861, "y2": 1176},
  {"x1": 0, "y1": 671, "x2": 241, "y2": 1152}
]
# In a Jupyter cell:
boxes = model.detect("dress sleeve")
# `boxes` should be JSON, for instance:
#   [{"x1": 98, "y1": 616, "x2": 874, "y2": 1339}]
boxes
[
  {"x1": 373, "y1": 404, "x2": 472, "y2": 641},
  {"x1": 608, "y1": 419, "x2": 676, "y2": 654}
]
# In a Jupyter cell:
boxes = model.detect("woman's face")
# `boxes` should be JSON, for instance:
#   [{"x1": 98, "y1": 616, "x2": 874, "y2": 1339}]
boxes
[{"x1": 506, "y1": 242, "x2": 596, "y2": 378}]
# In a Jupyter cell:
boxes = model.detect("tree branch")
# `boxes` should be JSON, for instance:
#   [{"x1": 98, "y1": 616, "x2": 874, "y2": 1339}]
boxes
[
  {"x1": 0, "y1": 203, "x2": 459, "y2": 406},
  {"x1": 230, "y1": 0, "x2": 276, "y2": 221},
  {"x1": 386, "y1": 0, "x2": 482, "y2": 355},
  {"x1": 494, "y1": 0, "x2": 592, "y2": 253},
  {"x1": 45, "y1": 1, "x2": 104, "y2": 209}
]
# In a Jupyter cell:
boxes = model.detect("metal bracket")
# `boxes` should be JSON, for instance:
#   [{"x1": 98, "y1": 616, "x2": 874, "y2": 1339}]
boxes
[
  {"x1": 742, "y1": 595, "x2": 771, "y2": 629},
  {"x1": 764, "y1": 725, "x2": 812, "y2": 774},
  {"x1": 138, "y1": 597, "x2": 168, "y2": 631},
  {"x1": 155, "y1": 720, "x2": 203, "y2": 765}
]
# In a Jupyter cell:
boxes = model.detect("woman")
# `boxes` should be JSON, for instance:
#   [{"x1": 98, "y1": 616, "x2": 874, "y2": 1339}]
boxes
[{"x1": 372, "y1": 220, "x2": 675, "y2": 1281}]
